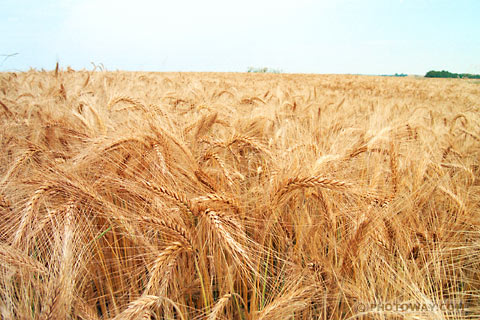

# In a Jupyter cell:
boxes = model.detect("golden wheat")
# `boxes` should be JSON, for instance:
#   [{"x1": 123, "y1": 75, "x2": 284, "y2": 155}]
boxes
[{"x1": 0, "y1": 70, "x2": 479, "y2": 319}]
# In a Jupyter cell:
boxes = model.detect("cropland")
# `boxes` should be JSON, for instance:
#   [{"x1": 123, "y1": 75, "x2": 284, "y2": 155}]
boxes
[{"x1": 0, "y1": 70, "x2": 479, "y2": 319}]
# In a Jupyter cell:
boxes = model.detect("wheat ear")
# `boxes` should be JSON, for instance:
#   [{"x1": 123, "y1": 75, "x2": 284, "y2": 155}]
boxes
[
  {"x1": 203, "y1": 209, "x2": 256, "y2": 276},
  {"x1": 144, "y1": 241, "x2": 184, "y2": 295},
  {"x1": 73, "y1": 298, "x2": 100, "y2": 320},
  {"x1": 139, "y1": 216, "x2": 194, "y2": 250},
  {"x1": 143, "y1": 181, "x2": 197, "y2": 220},
  {"x1": 208, "y1": 293, "x2": 233, "y2": 320},
  {"x1": 0, "y1": 100, "x2": 13, "y2": 118},
  {"x1": 195, "y1": 169, "x2": 218, "y2": 191},
  {"x1": 0, "y1": 243, "x2": 47, "y2": 274},
  {"x1": 193, "y1": 193, "x2": 240, "y2": 214},
  {"x1": 275, "y1": 175, "x2": 352, "y2": 201},
  {"x1": 203, "y1": 151, "x2": 235, "y2": 187},
  {"x1": 113, "y1": 295, "x2": 186, "y2": 320},
  {"x1": 0, "y1": 149, "x2": 39, "y2": 191},
  {"x1": 341, "y1": 220, "x2": 371, "y2": 275},
  {"x1": 107, "y1": 96, "x2": 146, "y2": 112},
  {"x1": 112, "y1": 295, "x2": 160, "y2": 320},
  {"x1": 257, "y1": 284, "x2": 315, "y2": 320},
  {"x1": 12, "y1": 184, "x2": 56, "y2": 247},
  {"x1": 389, "y1": 140, "x2": 398, "y2": 198}
]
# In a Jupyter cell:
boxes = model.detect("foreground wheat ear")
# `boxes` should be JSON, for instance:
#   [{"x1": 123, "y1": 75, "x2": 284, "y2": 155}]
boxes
[{"x1": 0, "y1": 70, "x2": 479, "y2": 320}]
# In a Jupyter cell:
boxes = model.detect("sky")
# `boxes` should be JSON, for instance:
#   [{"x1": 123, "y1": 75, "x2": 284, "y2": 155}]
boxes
[{"x1": 0, "y1": 0, "x2": 479, "y2": 75}]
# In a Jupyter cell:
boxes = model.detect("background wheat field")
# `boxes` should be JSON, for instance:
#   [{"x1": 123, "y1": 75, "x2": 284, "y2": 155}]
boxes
[{"x1": 0, "y1": 70, "x2": 480, "y2": 320}]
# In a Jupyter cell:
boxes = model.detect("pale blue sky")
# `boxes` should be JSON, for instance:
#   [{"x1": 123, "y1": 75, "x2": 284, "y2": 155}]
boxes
[{"x1": 1, "y1": 0, "x2": 479, "y2": 74}]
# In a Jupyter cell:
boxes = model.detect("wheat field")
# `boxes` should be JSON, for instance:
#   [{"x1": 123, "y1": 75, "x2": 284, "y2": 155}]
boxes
[{"x1": 0, "y1": 69, "x2": 479, "y2": 319}]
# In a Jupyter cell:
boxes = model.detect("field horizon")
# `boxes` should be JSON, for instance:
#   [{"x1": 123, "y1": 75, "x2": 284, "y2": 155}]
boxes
[{"x1": 1, "y1": 70, "x2": 479, "y2": 319}]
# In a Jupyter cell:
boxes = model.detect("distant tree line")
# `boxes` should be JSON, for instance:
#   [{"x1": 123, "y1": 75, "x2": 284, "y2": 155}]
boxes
[
  {"x1": 425, "y1": 70, "x2": 480, "y2": 79},
  {"x1": 247, "y1": 67, "x2": 282, "y2": 74},
  {"x1": 379, "y1": 73, "x2": 407, "y2": 77}
]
